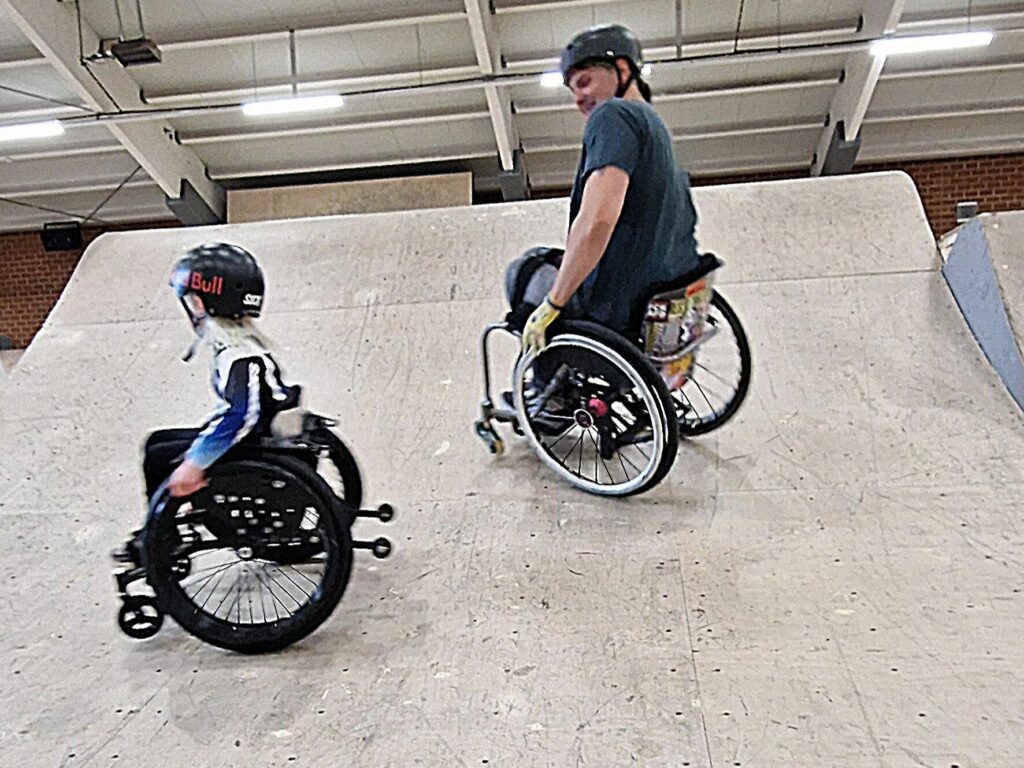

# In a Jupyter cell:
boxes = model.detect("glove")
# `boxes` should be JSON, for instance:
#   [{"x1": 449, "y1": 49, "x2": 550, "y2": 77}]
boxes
[{"x1": 521, "y1": 296, "x2": 562, "y2": 357}]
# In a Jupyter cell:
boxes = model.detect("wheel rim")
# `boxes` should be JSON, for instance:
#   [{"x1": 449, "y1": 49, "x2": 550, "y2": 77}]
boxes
[
  {"x1": 672, "y1": 296, "x2": 748, "y2": 433},
  {"x1": 514, "y1": 334, "x2": 666, "y2": 495}
]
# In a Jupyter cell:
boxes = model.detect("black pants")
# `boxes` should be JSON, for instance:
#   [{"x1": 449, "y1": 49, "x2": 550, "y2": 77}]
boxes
[{"x1": 143, "y1": 428, "x2": 202, "y2": 499}]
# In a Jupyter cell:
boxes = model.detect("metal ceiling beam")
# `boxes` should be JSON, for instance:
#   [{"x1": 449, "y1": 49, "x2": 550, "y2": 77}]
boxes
[
  {"x1": 0, "y1": 0, "x2": 224, "y2": 222},
  {"x1": 0, "y1": 203, "x2": 172, "y2": 233},
  {"x1": 141, "y1": 65, "x2": 480, "y2": 106},
  {"x1": 515, "y1": 75, "x2": 841, "y2": 114},
  {"x1": 811, "y1": 0, "x2": 906, "y2": 176},
  {"x1": 464, "y1": 0, "x2": 518, "y2": 172},
  {"x1": 157, "y1": 11, "x2": 465, "y2": 52},
  {"x1": 179, "y1": 110, "x2": 491, "y2": 146},
  {"x1": 526, "y1": 121, "x2": 822, "y2": 155},
  {"x1": 0, "y1": 144, "x2": 125, "y2": 162},
  {"x1": 0, "y1": 178, "x2": 158, "y2": 199},
  {"x1": 209, "y1": 148, "x2": 496, "y2": 180}
]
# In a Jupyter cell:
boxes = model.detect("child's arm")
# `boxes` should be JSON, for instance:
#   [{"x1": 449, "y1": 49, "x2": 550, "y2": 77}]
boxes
[{"x1": 185, "y1": 357, "x2": 263, "y2": 470}]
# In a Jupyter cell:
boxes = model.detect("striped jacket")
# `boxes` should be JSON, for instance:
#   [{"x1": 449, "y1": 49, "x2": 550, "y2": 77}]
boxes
[{"x1": 185, "y1": 338, "x2": 296, "y2": 469}]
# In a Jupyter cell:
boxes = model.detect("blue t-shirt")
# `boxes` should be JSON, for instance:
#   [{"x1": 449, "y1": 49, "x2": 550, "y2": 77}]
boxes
[{"x1": 569, "y1": 98, "x2": 700, "y2": 332}]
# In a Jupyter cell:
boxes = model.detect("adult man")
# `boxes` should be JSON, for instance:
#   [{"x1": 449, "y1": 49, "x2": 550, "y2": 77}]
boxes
[{"x1": 508, "y1": 24, "x2": 701, "y2": 355}]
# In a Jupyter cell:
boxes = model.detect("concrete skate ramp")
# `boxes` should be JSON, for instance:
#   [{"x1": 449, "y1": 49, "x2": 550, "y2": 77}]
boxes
[
  {"x1": 944, "y1": 212, "x2": 1024, "y2": 409},
  {"x1": 2, "y1": 172, "x2": 1022, "y2": 766}
]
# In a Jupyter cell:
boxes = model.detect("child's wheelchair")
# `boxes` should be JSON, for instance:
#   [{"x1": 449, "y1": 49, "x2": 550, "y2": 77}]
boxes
[
  {"x1": 475, "y1": 253, "x2": 751, "y2": 496},
  {"x1": 112, "y1": 410, "x2": 393, "y2": 654}
]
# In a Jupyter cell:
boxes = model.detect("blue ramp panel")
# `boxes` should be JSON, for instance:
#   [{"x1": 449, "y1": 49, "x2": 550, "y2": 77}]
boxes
[{"x1": 943, "y1": 216, "x2": 1024, "y2": 411}]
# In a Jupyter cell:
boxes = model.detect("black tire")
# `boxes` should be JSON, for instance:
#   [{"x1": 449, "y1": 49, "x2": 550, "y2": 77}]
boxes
[
  {"x1": 144, "y1": 454, "x2": 353, "y2": 654},
  {"x1": 516, "y1": 320, "x2": 678, "y2": 496},
  {"x1": 313, "y1": 427, "x2": 363, "y2": 509},
  {"x1": 674, "y1": 290, "x2": 752, "y2": 436},
  {"x1": 266, "y1": 427, "x2": 363, "y2": 566}
]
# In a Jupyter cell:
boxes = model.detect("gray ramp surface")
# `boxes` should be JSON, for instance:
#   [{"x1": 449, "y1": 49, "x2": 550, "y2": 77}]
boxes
[{"x1": 1, "y1": 172, "x2": 1022, "y2": 767}]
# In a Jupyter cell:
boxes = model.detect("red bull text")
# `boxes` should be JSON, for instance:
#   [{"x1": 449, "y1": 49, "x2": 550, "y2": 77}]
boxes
[{"x1": 190, "y1": 272, "x2": 223, "y2": 295}]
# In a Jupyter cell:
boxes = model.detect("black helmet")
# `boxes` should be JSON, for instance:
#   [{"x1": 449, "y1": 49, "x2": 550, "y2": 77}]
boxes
[
  {"x1": 170, "y1": 242, "x2": 265, "y2": 320},
  {"x1": 559, "y1": 24, "x2": 643, "y2": 84}
]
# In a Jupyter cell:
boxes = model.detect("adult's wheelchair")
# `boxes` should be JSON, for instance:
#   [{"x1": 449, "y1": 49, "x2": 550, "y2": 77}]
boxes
[
  {"x1": 475, "y1": 253, "x2": 751, "y2": 496},
  {"x1": 112, "y1": 410, "x2": 393, "y2": 654}
]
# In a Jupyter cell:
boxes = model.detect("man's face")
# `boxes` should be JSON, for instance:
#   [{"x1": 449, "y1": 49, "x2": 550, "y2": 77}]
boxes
[{"x1": 566, "y1": 63, "x2": 620, "y2": 119}]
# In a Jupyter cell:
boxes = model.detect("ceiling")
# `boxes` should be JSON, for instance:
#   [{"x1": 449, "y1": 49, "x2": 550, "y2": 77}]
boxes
[{"x1": 0, "y1": 0, "x2": 1021, "y2": 233}]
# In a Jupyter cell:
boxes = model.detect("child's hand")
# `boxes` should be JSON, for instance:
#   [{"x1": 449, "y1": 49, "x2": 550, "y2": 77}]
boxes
[{"x1": 168, "y1": 460, "x2": 208, "y2": 497}]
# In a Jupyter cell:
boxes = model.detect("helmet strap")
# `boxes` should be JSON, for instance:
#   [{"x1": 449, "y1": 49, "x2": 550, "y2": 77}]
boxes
[
  {"x1": 614, "y1": 66, "x2": 635, "y2": 98},
  {"x1": 179, "y1": 297, "x2": 207, "y2": 362}
]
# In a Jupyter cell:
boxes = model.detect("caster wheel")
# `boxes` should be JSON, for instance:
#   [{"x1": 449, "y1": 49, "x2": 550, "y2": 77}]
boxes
[
  {"x1": 118, "y1": 596, "x2": 163, "y2": 640},
  {"x1": 474, "y1": 421, "x2": 505, "y2": 455}
]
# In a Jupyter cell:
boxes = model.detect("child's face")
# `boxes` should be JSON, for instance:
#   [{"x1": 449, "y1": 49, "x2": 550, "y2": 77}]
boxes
[{"x1": 184, "y1": 294, "x2": 207, "y2": 329}]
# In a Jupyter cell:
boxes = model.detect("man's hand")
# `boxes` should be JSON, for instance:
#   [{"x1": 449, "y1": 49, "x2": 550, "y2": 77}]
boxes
[
  {"x1": 168, "y1": 460, "x2": 208, "y2": 498},
  {"x1": 521, "y1": 297, "x2": 562, "y2": 357}
]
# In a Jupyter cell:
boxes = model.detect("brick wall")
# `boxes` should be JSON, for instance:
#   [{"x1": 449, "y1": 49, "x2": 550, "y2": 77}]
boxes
[
  {"x1": 0, "y1": 221, "x2": 177, "y2": 349},
  {"x1": 855, "y1": 153, "x2": 1024, "y2": 237}
]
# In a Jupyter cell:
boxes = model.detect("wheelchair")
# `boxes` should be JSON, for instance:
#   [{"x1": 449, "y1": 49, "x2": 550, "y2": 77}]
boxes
[
  {"x1": 112, "y1": 410, "x2": 393, "y2": 654},
  {"x1": 475, "y1": 253, "x2": 751, "y2": 496}
]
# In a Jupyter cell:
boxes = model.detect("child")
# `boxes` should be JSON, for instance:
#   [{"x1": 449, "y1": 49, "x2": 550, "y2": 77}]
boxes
[{"x1": 114, "y1": 242, "x2": 298, "y2": 563}]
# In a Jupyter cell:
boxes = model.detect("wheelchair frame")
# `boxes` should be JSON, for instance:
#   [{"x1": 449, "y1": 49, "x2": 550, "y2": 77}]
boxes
[{"x1": 113, "y1": 415, "x2": 393, "y2": 651}]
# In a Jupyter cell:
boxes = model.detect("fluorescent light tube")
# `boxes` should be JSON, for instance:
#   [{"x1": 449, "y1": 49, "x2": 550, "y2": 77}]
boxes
[
  {"x1": 540, "y1": 71, "x2": 563, "y2": 88},
  {"x1": 241, "y1": 94, "x2": 344, "y2": 116},
  {"x1": 871, "y1": 31, "x2": 993, "y2": 56},
  {"x1": 0, "y1": 120, "x2": 64, "y2": 142}
]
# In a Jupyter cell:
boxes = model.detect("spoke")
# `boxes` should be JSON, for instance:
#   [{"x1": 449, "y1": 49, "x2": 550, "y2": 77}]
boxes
[
  {"x1": 252, "y1": 568, "x2": 294, "y2": 619},
  {"x1": 212, "y1": 564, "x2": 242, "y2": 616},
  {"x1": 222, "y1": 568, "x2": 246, "y2": 623},
  {"x1": 194, "y1": 562, "x2": 236, "y2": 610},
  {"x1": 619, "y1": 448, "x2": 642, "y2": 473},
  {"x1": 617, "y1": 449, "x2": 629, "y2": 480},
  {"x1": 187, "y1": 559, "x2": 239, "y2": 578},
  {"x1": 555, "y1": 431, "x2": 585, "y2": 471},
  {"x1": 545, "y1": 422, "x2": 579, "y2": 451},
  {"x1": 587, "y1": 429, "x2": 614, "y2": 485},
  {"x1": 185, "y1": 560, "x2": 236, "y2": 599},
  {"x1": 272, "y1": 564, "x2": 318, "y2": 603},
  {"x1": 577, "y1": 428, "x2": 585, "y2": 477},
  {"x1": 692, "y1": 377, "x2": 718, "y2": 415},
  {"x1": 286, "y1": 564, "x2": 321, "y2": 590},
  {"x1": 692, "y1": 359, "x2": 738, "y2": 389}
]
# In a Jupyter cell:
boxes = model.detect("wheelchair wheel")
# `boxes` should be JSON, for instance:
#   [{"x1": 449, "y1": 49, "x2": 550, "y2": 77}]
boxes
[
  {"x1": 312, "y1": 426, "x2": 363, "y2": 509},
  {"x1": 673, "y1": 290, "x2": 751, "y2": 436},
  {"x1": 514, "y1": 320, "x2": 678, "y2": 496},
  {"x1": 144, "y1": 454, "x2": 353, "y2": 654}
]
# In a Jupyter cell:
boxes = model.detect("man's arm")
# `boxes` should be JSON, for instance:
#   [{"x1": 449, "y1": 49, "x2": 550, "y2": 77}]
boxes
[{"x1": 549, "y1": 165, "x2": 630, "y2": 307}]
